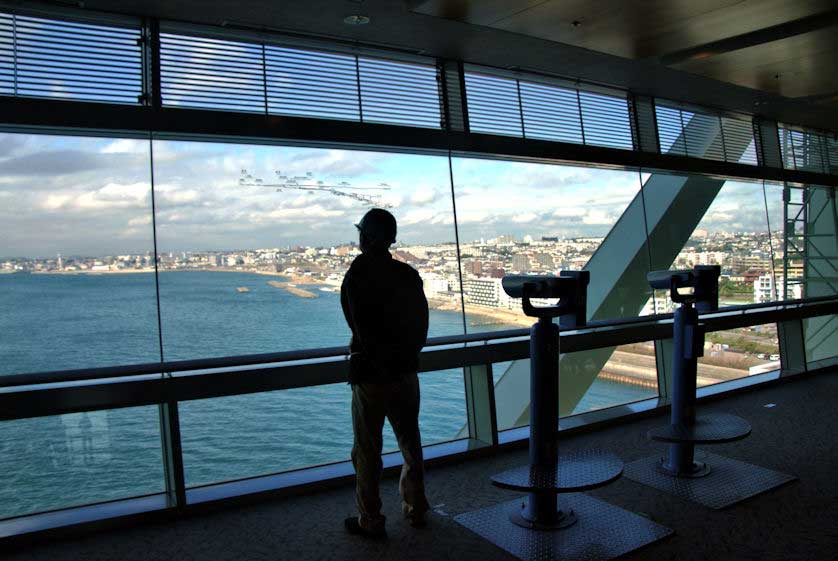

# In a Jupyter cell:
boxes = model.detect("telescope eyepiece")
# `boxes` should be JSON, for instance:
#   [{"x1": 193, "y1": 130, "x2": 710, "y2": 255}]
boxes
[
  {"x1": 647, "y1": 265, "x2": 720, "y2": 309},
  {"x1": 647, "y1": 270, "x2": 694, "y2": 290}
]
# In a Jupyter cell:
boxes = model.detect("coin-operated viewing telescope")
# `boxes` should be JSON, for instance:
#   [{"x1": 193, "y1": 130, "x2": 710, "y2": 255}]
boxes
[
  {"x1": 647, "y1": 264, "x2": 720, "y2": 313},
  {"x1": 501, "y1": 272, "x2": 587, "y2": 326},
  {"x1": 622, "y1": 264, "x2": 795, "y2": 511},
  {"x1": 646, "y1": 265, "x2": 752, "y2": 477},
  {"x1": 490, "y1": 271, "x2": 623, "y2": 530},
  {"x1": 455, "y1": 272, "x2": 674, "y2": 557}
]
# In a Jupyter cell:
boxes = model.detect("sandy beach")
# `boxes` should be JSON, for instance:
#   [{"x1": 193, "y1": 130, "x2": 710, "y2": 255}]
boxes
[{"x1": 428, "y1": 297, "x2": 531, "y2": 328}]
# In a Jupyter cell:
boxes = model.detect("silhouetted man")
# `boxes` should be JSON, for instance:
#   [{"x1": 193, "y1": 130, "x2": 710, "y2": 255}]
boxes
[{"x1": 341, "y1": 208, "x2": 430, "y2": 539}]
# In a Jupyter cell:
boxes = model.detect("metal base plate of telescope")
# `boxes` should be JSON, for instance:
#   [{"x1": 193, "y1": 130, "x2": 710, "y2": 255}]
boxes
[
  {"x1": 455, "y1": 273, "x2": 672, "y2": 561},
  {"x1": 454, "y1": 493, "x2": 673, "y2": 561},
  {"x1": 624, "y1": 450, "x2": 797, "y2": 510}
]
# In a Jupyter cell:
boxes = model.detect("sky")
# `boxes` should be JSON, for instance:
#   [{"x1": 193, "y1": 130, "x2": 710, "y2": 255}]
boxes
[{"x1": 0, "y1": 132, "x2": 785, "y2": 259}]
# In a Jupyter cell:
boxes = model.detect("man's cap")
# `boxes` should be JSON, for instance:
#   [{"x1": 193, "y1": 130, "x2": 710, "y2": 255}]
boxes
[{"x1": 355, "y1": 208, "x2": 397, "y2": 244}]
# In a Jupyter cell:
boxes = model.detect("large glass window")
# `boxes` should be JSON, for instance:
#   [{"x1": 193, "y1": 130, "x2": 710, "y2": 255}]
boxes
[
  {"x1": 646, "y1": 175, "x2": 786, "y2": 387},
  {"x1": 152, "y1": 140, "x2": 469, "y2": 485},
  {"x1": 449, "y1": 158, "x2": 655, "y2": 427},
  {"x1": 698, "y1": 324, "x2": 780, "y2": 387},
  {"x1": 647, "y1": 177, "x2": 782, "y2": 312},
  {"x1": 0, "y1": 132, "x2": 159, "y2": 374},
  {"x1": 181, "y1": 369, "x2": 466, "y2": 487},
  {"x1": 0, "y1": 407, "x2": 165, "y2": 519},
  {"x1": 150, "y1": 140, "x2": 464, "y2": 360},
  {"x1": 0, "y1": 132, "x2": 164, "y2": 520},
  {"x1": 2, "y1": 127, "x2": 833, "y2": 518}
]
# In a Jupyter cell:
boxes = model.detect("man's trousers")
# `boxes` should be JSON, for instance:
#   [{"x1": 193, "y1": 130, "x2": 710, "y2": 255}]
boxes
[{"x1": 351, "y1": 372, "x2": 430, "y2": 530}]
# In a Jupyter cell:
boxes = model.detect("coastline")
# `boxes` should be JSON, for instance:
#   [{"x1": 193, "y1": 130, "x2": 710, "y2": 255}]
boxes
[
  {"x1": 428, "y1": 297, "x2": 531, "y2": 328},
  {"x1": 29, "y1": 267, "x2": 329, "y2": 287}
]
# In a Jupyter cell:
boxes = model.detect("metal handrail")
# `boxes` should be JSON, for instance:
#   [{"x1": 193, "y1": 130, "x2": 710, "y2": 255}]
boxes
[{"x1": 2, "y1": 295, "x2": 836, "y2": 389}]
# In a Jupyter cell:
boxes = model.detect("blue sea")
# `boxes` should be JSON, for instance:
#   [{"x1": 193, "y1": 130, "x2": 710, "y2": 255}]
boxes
[{"x1": 0, "y1": 271, "x2": 652, "y2": 519}]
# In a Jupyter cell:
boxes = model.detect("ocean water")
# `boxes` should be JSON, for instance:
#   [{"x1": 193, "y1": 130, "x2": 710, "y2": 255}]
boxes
[{"x1": 0, "y1": 272, "x2": 652, "y2": 519}]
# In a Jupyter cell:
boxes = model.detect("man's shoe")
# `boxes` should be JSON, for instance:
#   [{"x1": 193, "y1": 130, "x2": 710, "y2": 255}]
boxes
[
  {"x1": 344, "y1": 517, "x2": 387, "y2": 540},
  {"x1": 407, "y1": 515, "x2": 427, "y2": 529}
]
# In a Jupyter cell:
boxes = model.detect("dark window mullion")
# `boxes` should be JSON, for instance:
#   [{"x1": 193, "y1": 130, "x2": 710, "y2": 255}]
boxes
[{"x1": 354, "y1": 55, "x2": 363, "y2": 122}]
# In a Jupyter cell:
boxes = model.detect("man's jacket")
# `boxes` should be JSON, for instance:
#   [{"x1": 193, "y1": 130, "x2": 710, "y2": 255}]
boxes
[{"x1": 341, "y1": 251, "x2": 429, "y2": 384}]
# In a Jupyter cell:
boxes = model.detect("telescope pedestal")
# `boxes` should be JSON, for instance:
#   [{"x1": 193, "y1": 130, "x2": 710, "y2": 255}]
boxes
[
  {"x1": 491, "y1": 318, "x2": 626, "y2": 529},
  {"x1": 456, "y1": 313, "x2": 672, "y2": 561}
]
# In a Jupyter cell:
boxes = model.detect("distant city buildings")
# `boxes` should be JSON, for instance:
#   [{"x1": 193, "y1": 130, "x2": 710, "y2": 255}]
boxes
[
  {"x1": 462, "y1": 277, "x2": 517, "y2": 310},
  {"x1": 1, "y1": 229, "x2": 790, "y2": 314},
  {"x1": 754, "y1": 273, "x2": 803, "y2": 302}
]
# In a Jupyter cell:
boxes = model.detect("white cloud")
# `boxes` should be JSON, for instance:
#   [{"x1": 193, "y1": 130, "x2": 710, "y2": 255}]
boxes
[
  {"x1": 703, "y1": 211, "x2": 737, "y2": 223},
  {"x1": 128, "y1": 215, "x2": 152, "y2": 227},
  {"x1": 512, "y1": 212, "x2": 538, "y2": 223},
  {"x1": 581, "y1": 209, "x2": 613, "y2": 225},
  {"x1": 42, "y1": 193, "x2": 73, "y2": 210},
  {"x1": 553, "y1": 207, "x2": 584, "y2": 218},
  {"x1": 76, "y1": 182, "x2": 149, "y2": 210},
  {"x1": 263, "y1": 205, "x2": 346, "y2": 222},
  {"x1": 158, "y1": 189, "x2": 200, "y2": 205},
  {"x1": 457, "y1": 210, "x2": 490, "y2": 224},
  {"x1": 40, "y1": 182, "x2": 150, "y2": 211},
  {"x1": 409, "y1": 189, "x2": 438, "y2": 205},
  {"x1": 101, "y1": 139, "x2": 147, "y2": 154},
  {"x1": 401, "y1": 208, "x2": 436, "y2": 225},
  {"x1": 378, "y1": 193, "x2": 403, "y2": 208}
]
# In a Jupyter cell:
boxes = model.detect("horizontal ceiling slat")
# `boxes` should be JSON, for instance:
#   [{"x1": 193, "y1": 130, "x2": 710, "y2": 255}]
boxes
[
  {"x1": 160, "y1": 32, "x2": 265, "y2": 113},
  {"x1": 778, "y1": 125, "x2": 835, "y2": 174},
  {"x1": 578, "y1": 91, "x2": 633, "y2": 150},
  {"x1": 358, "y1": 57, "x2": 441, "y2": 129},
  {"x1": 464, "y1": 71, "x2": 523, "y2": 137},
  {"x1": 519, "y1": 81, "x2": 583, "y2": 144},
  {"x1": 656, "y1": 100, "x2": 757, "y2": 166},
  {"x1": 0, "y1": 11, "x2": 143, "y2": 104}
]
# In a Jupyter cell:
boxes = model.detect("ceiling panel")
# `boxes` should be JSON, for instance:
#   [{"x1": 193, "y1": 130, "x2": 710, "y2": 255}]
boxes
[
  {"x1": 406, "y1": 0, "x2": 548, "y2": 26},
  {"x1": 408, "y1": 0, "x2": 838, "y2": 120},
  {"x1": 674, "y1": 27, "x2": 838, "y2": 98},
  {"x1": 412, "y1": 0, "x2": 837, "y2": 59}
]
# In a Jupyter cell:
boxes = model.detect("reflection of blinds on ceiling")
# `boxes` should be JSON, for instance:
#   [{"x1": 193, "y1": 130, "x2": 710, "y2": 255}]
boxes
[
  {"x1": 0, "y1": 12, "x2": 143, "y2": 104},
  {"x1": 655, "y1": 100, "x2": 757, "y2": 165},
  {"x1": 778, "y1": 125, "x2": 838, "y2": 174},
  {"x1": 464, "y1": 67, "x2": 634, "y2": 150},
  {"x1": 161, "y1": 31, "x2": 442, "y2": 128}
]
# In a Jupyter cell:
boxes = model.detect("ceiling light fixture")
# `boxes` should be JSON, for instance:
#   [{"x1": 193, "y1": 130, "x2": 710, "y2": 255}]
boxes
[{"x1": 344, "y1": 15, "x2": 371, "y2": 25}]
